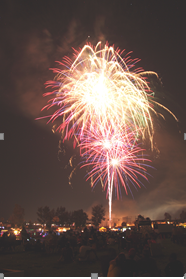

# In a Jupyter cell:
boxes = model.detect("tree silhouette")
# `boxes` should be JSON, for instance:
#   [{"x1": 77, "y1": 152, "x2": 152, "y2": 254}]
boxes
[
  {"x1": 52, "y1": 216, "x2": 60, "y2": 224},
  {"x1": 56, "y1": 206, "x2": 68, "y2": 225},
  {"x1": 91, "y1": 204, "x2": 105, "y2": 227},
  {"x1": 137, "y1": 215, "x2": 145, "y2": 221},
  {"x1": 180, "y1": 210, "x2": 186, "y2": 222},
  {"x1": 66, "y1": 211, "x2": 74, "y2": 226},
  {"x1": 164, "y1": 212, "x2": 171, "y2": 221},
  {"x1": 9, "y1": 204, "x2": 24, "y2": 227},
  {"x1": 72, "y1": 209, "x2": 88, "y2": 228},
  {"x1": 37, "y1": 206, "x2": 55, "y2": 228}
]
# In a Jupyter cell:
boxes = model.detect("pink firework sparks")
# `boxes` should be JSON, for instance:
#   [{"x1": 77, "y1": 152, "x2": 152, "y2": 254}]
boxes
[{"x1": 79, "y1": 125, "x2": 152, "y2": 227}]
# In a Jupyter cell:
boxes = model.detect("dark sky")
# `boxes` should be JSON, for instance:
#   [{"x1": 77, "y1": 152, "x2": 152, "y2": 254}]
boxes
[{"x1": 0, "y1": 0, "x2": 186, "y2": 223}]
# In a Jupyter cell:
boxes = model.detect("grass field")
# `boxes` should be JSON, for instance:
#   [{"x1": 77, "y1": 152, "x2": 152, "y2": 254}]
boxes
[{"x1": 0, "y1": 239, "x2": 185, "y2": 277}]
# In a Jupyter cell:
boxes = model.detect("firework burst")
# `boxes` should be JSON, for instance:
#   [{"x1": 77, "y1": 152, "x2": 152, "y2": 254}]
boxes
[
  {"x1": 79, "y1": 125, "x2": 152, "y2": 227},
  {"x1": 40, "y1": 42, "x2": 177, "y2": 228},
  {"x1": 41, "y1": 42, "x2": 177, "y2": 149}
]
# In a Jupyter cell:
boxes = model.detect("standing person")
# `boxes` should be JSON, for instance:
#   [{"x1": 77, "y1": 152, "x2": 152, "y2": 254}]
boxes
[
  {"x1": 21, "y1": 226, "x2": 30, "y2": 251},
  {"x1": 165, "y1": 253, "x2": 184, "y2": 277},
  {"x1": 21, "y1": 226, "x2": 29, "y2": 242},
  {"x1": 9, "y1": 231, "x2": 16, "y2": 251},
  {"x1": 1, "y1": 231, "x2": 9, "y2": 251}
]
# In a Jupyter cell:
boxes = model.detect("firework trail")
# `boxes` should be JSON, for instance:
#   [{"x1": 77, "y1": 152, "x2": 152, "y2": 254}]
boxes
[
  {"x1": 79, "y1": 125, "x2": 152, "y2": 227},
  {"x1": 57, "y1": 138, "x2": 80, "y2": 187}
]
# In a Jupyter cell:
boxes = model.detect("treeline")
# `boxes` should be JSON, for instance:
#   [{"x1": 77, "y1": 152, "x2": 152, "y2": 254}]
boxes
[
  {"x1": 6, "y1": 204, "x2": 105, "y2": 228},
  {"x1": 7, "y1": 204, "x2": 186, "y2": 229},
  {"x1": 36, "y1": 204, "x2": 105, "y2": 229}
]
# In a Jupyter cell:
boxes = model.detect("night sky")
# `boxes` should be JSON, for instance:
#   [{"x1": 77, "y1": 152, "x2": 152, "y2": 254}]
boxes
[{"x1": 0, "y1": 0, "x2": 186, "y2": 223}]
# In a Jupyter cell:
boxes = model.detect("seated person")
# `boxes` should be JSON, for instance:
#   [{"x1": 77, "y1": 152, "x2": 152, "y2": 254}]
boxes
[
  {"x1": 78, "y1": 239, "x2": 98, "y2": 262},
  {"x1": 107, "y1": 252, "x2": 126, "y2": 277},
  {"x1": 138, "y1": 248, "x2": 160, "y2": 276},
  {"x1": 125, "y1": 248, "x2": 139, "y2": 276},
  {"x1": 100, "y1": 248, "x2": 117, "y2": 276},
  {"x1": 59, "y1": 241, "x2": 74, "y2": 263}
]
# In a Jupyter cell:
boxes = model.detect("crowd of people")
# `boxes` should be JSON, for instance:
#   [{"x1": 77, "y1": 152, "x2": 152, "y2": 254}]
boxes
[
  {"x1": 43, "y1": 226, "x2": 185, "y2": 276},
  {"x1": 0, "y1": 225, "x2": 185, "y2": 276}
]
